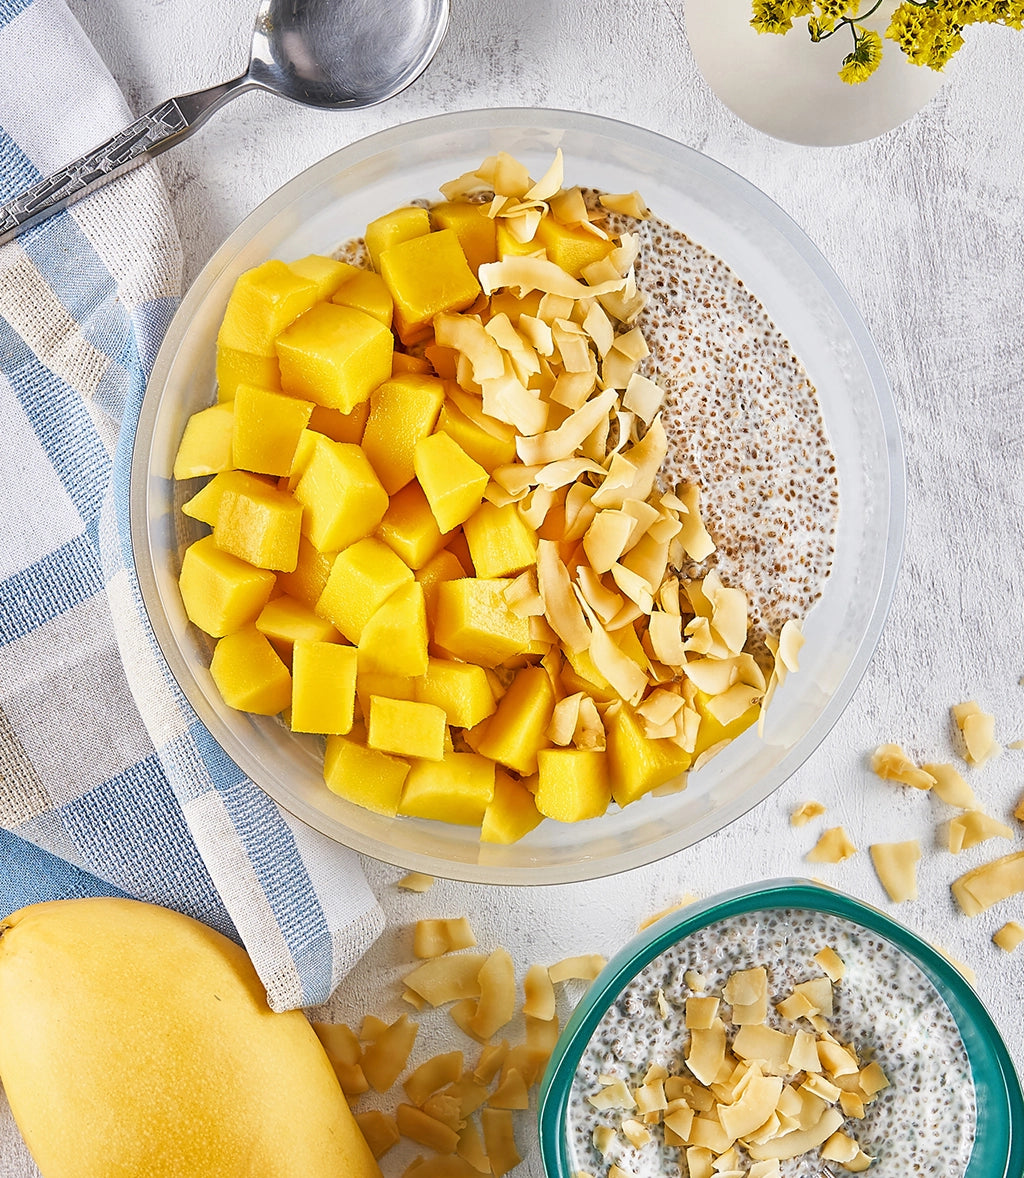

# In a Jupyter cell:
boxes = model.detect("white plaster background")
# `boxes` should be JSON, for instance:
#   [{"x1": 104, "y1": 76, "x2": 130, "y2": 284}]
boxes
[{"x1": 2, "y1": 2, "x2": 1022, "y2": 1174}]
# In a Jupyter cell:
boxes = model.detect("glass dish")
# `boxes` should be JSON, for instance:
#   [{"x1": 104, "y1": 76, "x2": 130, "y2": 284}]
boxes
[
  {"x1": 537, "y1": 879, "x2": 1024, "y2": 1178},
  {"x1": 130, "y1": 108, "x2": 904, "y2": 884}
]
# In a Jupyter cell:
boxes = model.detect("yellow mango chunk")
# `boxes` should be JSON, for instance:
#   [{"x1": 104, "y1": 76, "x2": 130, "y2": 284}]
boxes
[
  {"x1": 358, "y1": 581, "x2": 429, "y2": 678},
  {"x1": 463, "y1": 501, "x2": 537, "y2": 579},
  {"x1": 475, "y1": 666, "x2": 555, "y2": 776},
  {"x1": 308, "y1": 401, "x2": 370, "y2": 445},
  {"x1": 693, "y1": 689, "x2": 760, "y2": 757},
  {"x1": 414, "y1": 432, "x2": 489, "y2": 533},
  {"x1": 217, "y1": 260, "x2": 320, "y2": 357},
  {"x1": 361, "y1": 375, "x2": 446, "y2": 495},
  {"x1": 481, "y1": 769, "x2": 542, "y2": 844},
  {"x1": 213, "y1": 480, "x2": 302, "y2": 572},
  {"x1": 435, "y1": 401, "x2": 516, "y2": 472},
  {"x1": 181, "y1": 470, "x2": 274, "y2": 527},
  {"x1": 430, "y1": 201, "x2": 498, "y2": 273},
  {"x1": 179, "y1": 536, "x2": 276, "y2": 638},
  {"x1": 323, "y1": 733, "x2": 409, "y2": 817},
  {"x1": 368, "y1": 697, "x2": 447, "y2": 762},
  {"x1": 173, "y1": 402, "x2": 236, "y2": 479},
  {"x1": 355, "y1": 671, "x2": 416, "y2": 721},
  {"x1": 376, "y1": 481, "x2": 450, "y2": 570},
  {"x1": 535, "y1": 748, "x2": 611, "y2": 822},
  {"x1": 210, "y1": 625, "x2": 292, "y2": 715},
  {"x1": 414, "y1": 658, "x2": 496, "y2": 729},
  {"x1": 561, "y1": 646, "x2": 620, "y2": 704},
  {"x1": 381, "y1": 229, "x2": 482, "y2": 343},
  {"x1": 416, "y1": 549, "x2": 468, "y2": 627},
  {"x1": 255, "y1": 595, "x2": 340, "y2": 664},
  {"x1": 215, "y1": 347, "x2": 281, "y2": 403},
  {"x1": 275, "y1": 302, "x2": 393, "y2": 413},
  {"x1": 432, "y1": 578, "x2": 532, "y2": 667},
  {"x1": 606, "y1": 703, "x2": 692, "y2": 808},
  {"x1": 496, "y1": 220, "x2": 544, "y2": 259},
  {"x1": 364, "y1": 206, "x2": 431, "y2": 272},
  {"x1": 332, "y1": 270, "x2": 394, "y2": 328},
  {"x1": 316, "y1": 538, "x2": 413, "y2": 644},
  {"x1": 293, "y1": 435, "x2": 389, "y2": 553},
  {"x1": 398, "y1": 752, "x2": 496, "y2": 825},
  {"x1": 390, "y1": 352, "x2": 434, "y2": 376},
  {"x1": 291, "y1": 640, "x2": 357, "y2": 735},
  {"x1": 231, "y1": 385, "x2": 313, "y2": 477},
  {"x1": 534, "y1": 215, "x2": 614, "y2": 278},
  {"x1": 276, "y1": 535, "x2": 334, "y2": 607},
  {"x1": 288, "y1": 254, "x2": 359, "y2": 299}
]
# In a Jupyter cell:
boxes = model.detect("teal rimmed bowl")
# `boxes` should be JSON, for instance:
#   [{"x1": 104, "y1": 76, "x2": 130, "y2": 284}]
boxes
[{"x1": 538, "y1": 879, "x2": 1023, "y2": 1178}]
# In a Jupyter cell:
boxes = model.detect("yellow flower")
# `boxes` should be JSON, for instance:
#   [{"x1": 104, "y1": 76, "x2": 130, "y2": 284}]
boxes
[
  {"x1": 751, "y1": 0, "x2": 795, "y2": 33},
  {"x1": 839, "y1": 26, "x2": 884, "y2": 82}
]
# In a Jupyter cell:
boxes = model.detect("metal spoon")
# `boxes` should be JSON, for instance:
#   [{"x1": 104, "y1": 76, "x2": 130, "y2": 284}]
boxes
[{"x1": 0, "y1": 0, "x2": 449, "y2": 246}]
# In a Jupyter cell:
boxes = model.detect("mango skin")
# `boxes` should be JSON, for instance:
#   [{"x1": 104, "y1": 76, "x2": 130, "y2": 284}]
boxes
[{"x1": 0, "y1": 898, "x2": 381, "y2": 1178}]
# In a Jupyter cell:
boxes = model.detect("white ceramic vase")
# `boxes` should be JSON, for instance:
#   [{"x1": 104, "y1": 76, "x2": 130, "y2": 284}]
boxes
[{"x1": 685, "y1": 0, "x2": 947, "y2": 145}]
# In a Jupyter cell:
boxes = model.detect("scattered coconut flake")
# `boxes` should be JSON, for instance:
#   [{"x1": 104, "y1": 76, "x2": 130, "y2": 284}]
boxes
[
  {"x1": 951, "y1": 850, "x2": 1024, "y2": 916},
  {"x1": 993, "y1": 921, "x2": 1024, "y2": 952},
  {"x1": 947, "y1": 810, "x2": 1014, "y2": 853},
  {"x1": 790, "y1": 800, "x2": 826, "y2": 827},
  {"x1": 398, "y1": 872, "x2": 435, "y2": 892},
  {"x1": 922, "y1": 761, "x2": 981, "y2": 809},
  {"x1": 870, "y1": 744, "x2": 936, "y2": 791},
  {"x1": 806, "y1": 827, "x2": 857, "y2": 864},
  {"x1": 869, "y1": 841, "x2": 921, "y2": 903},
  {"x1": 951, "y1": 700, "x2": 1001, "y2": 767}
]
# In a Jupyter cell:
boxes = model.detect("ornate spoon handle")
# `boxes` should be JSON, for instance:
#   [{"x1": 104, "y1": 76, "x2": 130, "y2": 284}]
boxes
[{"x1": 0, "y1": 77, "x2": 248, "y2": 247}]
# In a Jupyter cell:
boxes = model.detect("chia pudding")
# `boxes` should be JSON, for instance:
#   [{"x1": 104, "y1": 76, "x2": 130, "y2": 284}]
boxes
[{"x1": 568, "y1": 908, "x2": 976, "y2": 1177}]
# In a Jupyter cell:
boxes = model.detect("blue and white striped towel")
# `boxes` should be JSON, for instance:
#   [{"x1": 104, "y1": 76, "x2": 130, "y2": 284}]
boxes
[{"x1": 0, "y1": 0, "x2": 383, "y2": 1011}]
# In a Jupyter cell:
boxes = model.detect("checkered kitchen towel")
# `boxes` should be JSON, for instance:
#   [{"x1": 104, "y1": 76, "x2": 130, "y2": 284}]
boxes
[{"x1": 0, "y1": 0, "x2": 383, "y2": 1010}]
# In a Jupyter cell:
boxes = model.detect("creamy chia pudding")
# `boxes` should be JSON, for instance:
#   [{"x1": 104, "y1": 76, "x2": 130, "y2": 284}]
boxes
[{"x1": 567, "y1": 908, "x2": 976, "y2": 1177}]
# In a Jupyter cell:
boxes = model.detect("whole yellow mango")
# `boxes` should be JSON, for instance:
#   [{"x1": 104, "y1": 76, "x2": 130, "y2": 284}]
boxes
[{"x1": 0, "y1": 898, "x2": 381, "y2": 1178}]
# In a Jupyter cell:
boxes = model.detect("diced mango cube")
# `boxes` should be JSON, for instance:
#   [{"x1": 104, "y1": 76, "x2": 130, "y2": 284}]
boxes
[
  {"x1": 179, "y1": 535, "x2": 276, "y2": 638},
  {"x1": 391, "y1": 352, "x2": 434, "y2": 376},
  {"x1": 288, "y1": 254, "x2": 359, "y2": 299},
  {"x1": 534, "y1": 215, "x2": 615, "y2": 278},
  {"x1": 432, "y1": 578, "x2": 532, "y2": 667},
  {"x1": 535, "y1": 749, "x2": 611, "y2": 822},
  {"x1": 430, "y1": 201, "x2": 498, "y2": 273},
  {"x1": 398, "y1": 751, "x2": 496, "y2": 825},
  {"x1": 255, "y1": 594, "x2": 340, "y2": 663},
  {"x1": 380, "y1": 229, "x2": 481, "y2": 342},
  {"x1": 481, "y1": 770, "x2": 543, "y2": 844},
  {"x1": 436, "y1": 401, "x2": 516, "y2": 472},
  {"x1": 308, "y1": 400, "x2": 370, "y2": 445},
  {"x1": 290, "y1": 640, "x2": 357, "y2": 734},
  {"x1": 217, "y1": 259, "x2": 320, "y2": 356},
  {"x1": 332, "y1": 270, "x2": 393, "y2": 327},
  {"x1": 561, "y1": 646, "x2": 620, "y2": 704},
  {"x1": 355, "y1": 671, "x2": 416, "y2": 721},
  {"x1": 316, "y1": 538, "x2": 413, "y2": 643},
  {"x1": 692, "y1": 689, "x2": 760, "y2": 757},
  {"x1": 181, "y1": 470, "x2": 275, "y2": 527},
  {"x1": 376, "y1": 481, "x2": 450, "y2": 570},
  {"x1": 323, "y1": 733, "x2": 409, "y2": 817},
  {"x1": 362, "y1": 375, "x2": 446, "y2": 495},
  {"x1": 364, "y1": 206, "x2": 431, "y2": 271},
  {"x1": 231, "y1": 384, "x2": 313, "y2": 477},
  {"x1": 474, "y1": 666, "x2": 555, "y2": 775},
  {"x1": 213, "y1": 480, "x2": 302, "y2": 571},
  {"x1": 463, "y1": 501, "x2": 537, "y2": 579},
  {"x1": 496, "y1": 220, "x2": 544, "y2": 259},
  {"x1": 275, "y1": 302, "x2": 393, "y2": 413},
  {"x1": 606, "y1": 703, "x2": 692, "y2": 808},
  {"x1": 414, "y1": 658, "x2": 497, "y2": 729},
  {"x1": 358, "y1": 581, "x2": 429, "y2": 677},
  {"x1": 293, "y1": 435, "x2": 389, "y2": 553},
  {"x1": 275, "y1": 535, "x2": 334, "y2": 607},
  {"x1": 368, "y1": 697, "x2": 447, "y2": 761},
  {"x1": 414, "y1": 432, "x2": 489, "y2": 533},
  {"x1": 216, "y1": 347, "x2": 281, "y2": 402},
  {"x1": 210, "y1": 625, "x2": 292, "y2": 715},
  {"x1": 173, "y1": 402, "x2": 236, "y2": 479}
]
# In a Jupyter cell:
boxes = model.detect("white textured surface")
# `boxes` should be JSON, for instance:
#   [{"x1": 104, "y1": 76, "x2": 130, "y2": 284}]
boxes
[{"x1": 3, "y1": 2, "x2": 1024, "y2": 1174}]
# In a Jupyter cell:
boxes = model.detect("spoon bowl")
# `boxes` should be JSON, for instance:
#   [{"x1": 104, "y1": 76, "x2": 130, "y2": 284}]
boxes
[{"x1": 0, "y1": 0, "x2": 449, "y2": 245}]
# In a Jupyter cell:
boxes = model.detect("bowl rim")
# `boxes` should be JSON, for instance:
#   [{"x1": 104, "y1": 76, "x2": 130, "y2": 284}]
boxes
[
  {"x1": 536, "y1": 877, "x2": 1024, "y2": 1178},
  {"x1": 130, "y1": 107, "x2": 906, "y2": 884}
]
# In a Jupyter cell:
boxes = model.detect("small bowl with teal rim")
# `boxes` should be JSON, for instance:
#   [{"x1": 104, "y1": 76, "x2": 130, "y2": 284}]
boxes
[{"x1": 537, "y1": 879, "x2": 1023, "y2": 1178}]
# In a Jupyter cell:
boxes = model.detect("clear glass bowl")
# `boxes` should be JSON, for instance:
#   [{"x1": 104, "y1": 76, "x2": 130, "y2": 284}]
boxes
[
  {"x1": 537, "y1": 879, "x2": 1024, "y2": 1178},
  {"x1": 130, "y1": 108, "x2": 904, "y2": 884}
]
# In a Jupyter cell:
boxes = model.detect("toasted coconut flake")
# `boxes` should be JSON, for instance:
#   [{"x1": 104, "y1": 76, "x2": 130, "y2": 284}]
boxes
[
  {"x1": 705, "y1": 684, "x2": 764, "y2": 728},
  {"x1": 582, "y1": 300, "x2": 616, "y2": 357},
  {"x1": 404, "y1": 1051, "x2": 465, "y2": 1106},
  {"x1": 686, "y1": 1021, "x2": 727, "y2": 1086},
  {"x1": 674, "y1": 483, "x2": 717, "y2": 562},
  {"x1": 622, "y1": 372, "x2": 663, "y2": 426},
  {"x1": 469, "y1": 947, "x2": 516, "y2": 1039},
  {"x1": 592, "y1": 1124, "x2": 616, "y2": 1157},
  {"x1": 549, "y1": 953, "x2": 606, "y2": 983},
  {"x1": 479, "y1": 255, "x2": 625, "y2": 300},
  {"x1": 599, "y1": 191, "x2": 651, "y2": 219},
  {"x1": 951, "y1": 700, "x2": 1001, "y2": 767},
  {"x1": 869, "y1": 840, "x2": 921, "y2": 903},
  {"x1": 517, "y1": 387, "x2": 618, "y2": 465},
  {"x1": 537, "y1": 540, "x2": 592, "y2": 653},
  {"x1": 548, "y1": 693, "x2": 583, "y2": 746},
  {"x1": 549, "y1": 185, "x2": 590, "y2": 224},
  {"x1": 576, "y1": 565, "x2": 626, "y2": 625},
  {"x1": 951, "y1": 850, "x2": 1024, "y2": 916},
  {"x1": 398, "y1": 872, "x2": 435, "y2": 892},
  {"x1": 620, "y1": 1117, "x2": 653, "y2": 1149},
  {"x1": 993, "y1": 921, "x2": 1024, "y2": 952},
  {"x1": 923, "y1": 762, "x2": 981, "y2": 809},
  {"x1": 648, "y1": 610, "x2": 688, "y2": 666},
  {"x1": 609, "y1": 562, "x2": 654, "y2": 613},
  {"x1": 813, "y1": 946, "x2": 845, "y2": 983},
  {"x1": 686, "y1": 996, "x2": 721, "y2": 1031},
  {"x1": 948, "y1": 810, "x2": 1014, "y2": 853},
  {"x1": 790, "y1": 800, "x2": 826, "y2": 827},
  {"x1": 522, "y1": 962, "x2": 557, "y2": 1020},
  {"x1": 404, "y1": 953, "x2": 489, "y2": 1006},
  {"x1": 870, "y1": 744, "x2": 936, "y2": 791},
  {"x1": 435, "y1": 313, "x2": 506, "y2": 382},
  {"x1": 588, "y1": 1079, "x2": 637, "y2": 1112},
  {"x1": 414, "y1": 917, "x2": 478, "y2": 958},
  {"x1": 806, "y1": 826, "x2": 857, "y2": 865}
]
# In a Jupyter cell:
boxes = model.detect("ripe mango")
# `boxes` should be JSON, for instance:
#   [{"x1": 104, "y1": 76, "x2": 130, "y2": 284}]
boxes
[{"x1": 0, "y1": 898, "x2": 382, "y2": 1178}]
